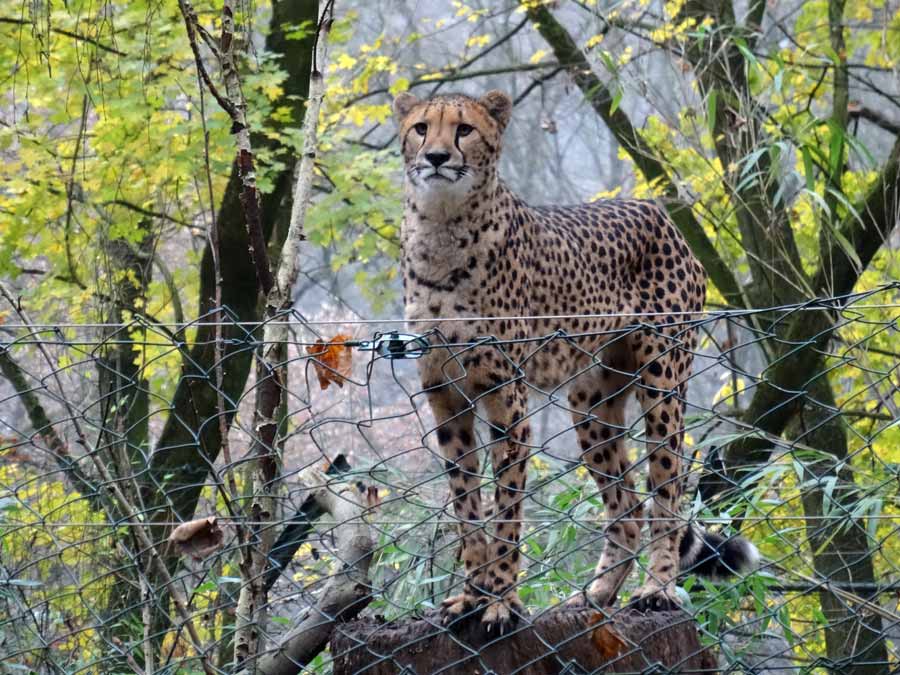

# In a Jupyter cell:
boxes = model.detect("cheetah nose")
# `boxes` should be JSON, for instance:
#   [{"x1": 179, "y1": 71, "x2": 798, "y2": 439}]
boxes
[{"x1": 425, "y1": 151, "x2": 451, "y2": 168}]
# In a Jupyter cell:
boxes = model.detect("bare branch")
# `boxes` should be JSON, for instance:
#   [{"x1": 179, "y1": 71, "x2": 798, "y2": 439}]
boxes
[
  {"x1": 813, "y1": 134, "x2": 900, "y2": 297},
  {"x1": 176, "y1": 0, "x2": 239, "y2": 120},
  {"x1": 0, "y1": 282, "x2": 214, "y2": 674},
  {"x1": 0, "y1": 318, "x2": 98, "y2": 501},
  {"x1": 679, "y1": 0, "x2": 807, "y2": 306},
  {"x1": 848, "y1": 103, "x2": 900, "y2": 136},
  {"x1": 253, "y1": 466, "x2": 377, "y2": 675},
  {"x1": 103, "y1": 199, "x2": 196, "y2": 229}
]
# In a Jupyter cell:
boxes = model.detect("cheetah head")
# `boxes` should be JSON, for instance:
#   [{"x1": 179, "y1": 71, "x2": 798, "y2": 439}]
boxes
[{"x1": 393, "y1": 90, "x2": 512, "y2": 216}]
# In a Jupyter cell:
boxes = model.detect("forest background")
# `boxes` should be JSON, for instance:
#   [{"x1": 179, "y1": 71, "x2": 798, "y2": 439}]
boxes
[{"x1": 1, "y1": 0, "x2": 900, "y2": 673}]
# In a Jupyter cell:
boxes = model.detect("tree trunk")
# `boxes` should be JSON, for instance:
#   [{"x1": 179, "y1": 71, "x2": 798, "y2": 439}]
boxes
[
  {"x1": 97, "y1": 221, "x2": 154, "y2": 658},
  {"x1": 98, "y1": 223, "x2": 152, "y2": 479},
  {"x1": 788, "y1": 377, "x2": 888, "y2": 674},
  {"x1": 331, "y1": 609, "x2": 718, "y2": 675},
  {"x1": 146, "y1": 0, "x2": 320, "y2": 525}
]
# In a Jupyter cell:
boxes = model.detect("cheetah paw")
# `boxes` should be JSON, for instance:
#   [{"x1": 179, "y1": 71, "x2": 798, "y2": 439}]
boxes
[
  {"x1": 628, "y1": 584, "x2": 680, "y2": 612},
  {"x1": 440, "y1": 592, "x2": 484, "y2": 625},
  {"x1": 481, "y1": 592, "x2": 525, "y2": 634},
  {"x1": 566, "y1": 580, "x2": 618, "y2": 609}
]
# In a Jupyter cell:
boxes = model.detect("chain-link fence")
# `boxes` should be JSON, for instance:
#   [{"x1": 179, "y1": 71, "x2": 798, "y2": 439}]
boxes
[{"x1": 2, "y1": 283, "x2": 899, "y2": 674}]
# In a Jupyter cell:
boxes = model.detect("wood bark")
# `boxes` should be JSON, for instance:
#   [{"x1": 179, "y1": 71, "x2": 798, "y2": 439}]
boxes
[
  {"x1": 331, "y1": 608, "x2": 718, "y2": 675},
  {"x1": 264, "y1": 454, "x2": 352, "y2": 593}
]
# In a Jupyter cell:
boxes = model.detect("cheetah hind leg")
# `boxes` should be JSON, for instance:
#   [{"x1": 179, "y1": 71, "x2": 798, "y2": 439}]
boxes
[
  {"x1": 628, "y1": 347, "x2": 692, "y2": 613},
  {"x1": 565, "y1": 363, "x2": 643, "y2": 610}
]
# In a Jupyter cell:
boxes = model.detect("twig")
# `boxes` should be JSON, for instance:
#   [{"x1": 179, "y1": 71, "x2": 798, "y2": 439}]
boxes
[
  {"x1": 63, "y1": 95, "x2": 89, "y2": 289},
  {"x1": 0, "y1": 16, "x2": 126, "y2": 56},
  {"x1": 176, "y1": 0, "x2": 238, "y2": 119},
  {"x1": 848, "y1": 103, "x2": 900, "y2": 136},
  {"x1": 103, "y1": 199, "x2": 196, "y2": 229},
  {"x1": 345, "y1": 61, "x2": 565, "y2": 107}
]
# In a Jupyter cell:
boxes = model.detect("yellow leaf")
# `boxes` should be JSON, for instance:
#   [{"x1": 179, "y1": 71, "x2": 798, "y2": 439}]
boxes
[
  {"x1": 589, "y1": 186, "x2": 622, "y2": 202},
  {"x1": 389, "y1": 77, "x2": 410, "y2": 95},
  {"x1": 466, "y1": 34, "x2": 491, "y2": 48},
  {"x1": 263, "y1": 84, "x2": 283, "y2": 101},
  {"x1": 347, "y1": 106, "x2": 367, "y2": 126},
  {"x1": 334, "y1": 53, "x2": 358, "y2": 70},
  {"x1": 529, "y1": 49, "x2": 548, "y2": 64}
]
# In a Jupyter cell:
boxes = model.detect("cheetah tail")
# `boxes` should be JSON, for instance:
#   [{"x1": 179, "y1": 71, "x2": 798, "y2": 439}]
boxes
[{"x1": 678, "y1": 524, "x2": 760, "y2": 579}]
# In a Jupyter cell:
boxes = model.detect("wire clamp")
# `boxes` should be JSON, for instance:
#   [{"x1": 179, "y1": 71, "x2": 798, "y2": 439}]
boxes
[{"x1": 357, "y1": 331, "x2": 430, "y2": 359}]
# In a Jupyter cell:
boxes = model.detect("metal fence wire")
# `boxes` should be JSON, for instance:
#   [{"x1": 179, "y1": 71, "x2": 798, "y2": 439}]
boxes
[{"x1": 2, "y1": 283, "x2": 900, "y2": 674}]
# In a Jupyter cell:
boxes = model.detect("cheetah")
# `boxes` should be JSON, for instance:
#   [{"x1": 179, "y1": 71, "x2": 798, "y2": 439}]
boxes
[{"x1": 393, "y1": 90, "x2": 758, "y2": 631}]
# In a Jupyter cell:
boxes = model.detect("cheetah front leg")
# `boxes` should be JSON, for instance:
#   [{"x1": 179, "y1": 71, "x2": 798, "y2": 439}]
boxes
[
  {"x1": 428, "y1": 392, "x2": 490, "y2": 623},
  {"x1": 480, "y1": 387, "x2": 530, "y2": 632}
]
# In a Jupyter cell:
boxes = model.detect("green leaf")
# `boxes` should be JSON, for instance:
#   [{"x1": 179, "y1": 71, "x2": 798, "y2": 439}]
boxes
[
  {"x1": 801, "y1": 146, "x2": 816, "y2": 191},
  {"x1": 598, "y1": 50, "x2": 617, "y2": 73},
  {"x1": 610, "y1": 87, "x2": 623, "y2": 115},
  {"x1": 706, "y1": 89, "x2": 717, "y2": 135},
  {"x1": 5, "y1": 579, "x2": 43, "y2": 587},
  {"x1": 194, "y1": 581, "x2": 217, "y2": 594},
  {"x1": 734, "y1": 37, "x2": 758, "y2": 68}
]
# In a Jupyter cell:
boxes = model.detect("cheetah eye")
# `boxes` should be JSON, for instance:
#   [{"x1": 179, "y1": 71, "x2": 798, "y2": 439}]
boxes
[
  {"x1": 413, "y1": 122, "x2": 428, "y2": 136},
  {"x1": 457, "y1": 123, "x2": 474, "y2": 137}
]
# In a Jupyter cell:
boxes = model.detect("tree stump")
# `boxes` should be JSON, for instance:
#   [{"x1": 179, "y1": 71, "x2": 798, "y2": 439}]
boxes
[{"x1": 331, "y1": 607, "x2": 718, "y2": 674}]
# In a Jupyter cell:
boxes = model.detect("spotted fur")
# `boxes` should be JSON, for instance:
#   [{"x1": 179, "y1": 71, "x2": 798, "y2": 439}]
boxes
[{"x1": 393, "y1": 90, "x2": 756, "y2": 631}]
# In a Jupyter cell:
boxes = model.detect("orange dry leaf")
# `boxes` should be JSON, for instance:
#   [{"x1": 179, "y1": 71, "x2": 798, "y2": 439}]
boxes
[
  {"x1": 168, "y1": 517, "x2": 224, "y2": 560},
  {"x1": 589, "y1": 614, "x2": 626, "y2": 661},
  {"x1": 0, "y1": 443, "x2": 30, "y2": 463},
  {"x1": 307, "y1": 334, "x2": 353, "y2": 390}
]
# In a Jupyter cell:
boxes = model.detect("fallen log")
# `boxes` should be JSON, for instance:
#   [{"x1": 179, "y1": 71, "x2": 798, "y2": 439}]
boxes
[{"x1": 330, "y1": 606, "x2": 717, "y2": 674}]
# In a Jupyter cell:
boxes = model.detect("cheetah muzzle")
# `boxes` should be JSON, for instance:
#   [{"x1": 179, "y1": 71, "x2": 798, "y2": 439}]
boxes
[{"x1": 393, "y1": 89, "x2": 759, "y2": 632}]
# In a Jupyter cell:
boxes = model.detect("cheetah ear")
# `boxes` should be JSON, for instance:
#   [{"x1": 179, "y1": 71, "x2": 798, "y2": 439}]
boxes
[
  {"x1": 393, "y1": 92, "x2": 421, "y2": 124},
  {"x1": 479, "y1": 90, "x2": 513, "y2": 132}
]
